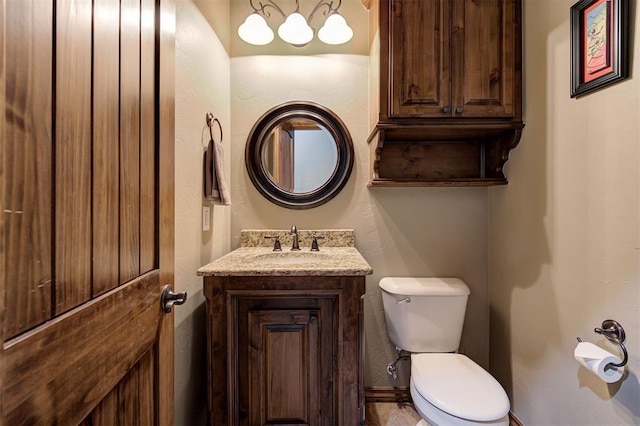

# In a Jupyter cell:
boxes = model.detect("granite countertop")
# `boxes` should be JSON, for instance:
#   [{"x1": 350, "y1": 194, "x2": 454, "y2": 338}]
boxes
[{"x1": 197, "y1": 229, "x2": 373, "y2": 277}]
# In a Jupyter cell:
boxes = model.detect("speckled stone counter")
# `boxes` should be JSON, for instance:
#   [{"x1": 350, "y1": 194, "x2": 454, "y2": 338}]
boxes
[
  {"x1": 197, "y1": 229, "x2": 373, "y2": 277},
  {"x1": 239, "y1": 229, "x2": 355, "y2": 248}
]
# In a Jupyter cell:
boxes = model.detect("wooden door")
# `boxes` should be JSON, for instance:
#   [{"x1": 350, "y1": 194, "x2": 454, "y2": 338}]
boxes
[
  {"x1": 271, "y1": 127, "x2": 295, "y2": 192},
  {"x1": 451, "y1": 0, "x2": 518, "y2": 118},
  {"x1": 0, "y1": 0, "x2": 176, "y2": 424}
]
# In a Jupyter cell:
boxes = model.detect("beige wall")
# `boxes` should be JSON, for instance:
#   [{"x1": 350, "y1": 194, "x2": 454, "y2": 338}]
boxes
[
  {"x1": 194, "y1": 0, "x2": 231, "y2": 53},
  {"x1": 175, "y1": 2, "x2": 231, "y2": 424},
  {"x1": 172, "y1": 1, "x2": 640, "y2": 423},
  {"x1": 489, "y1": 1, "x2": 640, "y2": 424},
  {"x1": 229, "y1": 54, "x2": 491, "y2": 386}
]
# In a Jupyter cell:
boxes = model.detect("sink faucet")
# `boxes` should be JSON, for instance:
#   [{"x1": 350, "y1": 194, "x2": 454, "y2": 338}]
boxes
[
  {"x1": 310, "y1": 233, "x2": 325, "y2": 251},
  {"x1": 290, "y1": 225, "x2": 300, "y2": 251}
]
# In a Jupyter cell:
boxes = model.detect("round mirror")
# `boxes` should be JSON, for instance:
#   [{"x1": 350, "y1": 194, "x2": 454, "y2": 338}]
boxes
[{"x1": 245, "y1": 101, "x2": 354, "y2": 209}]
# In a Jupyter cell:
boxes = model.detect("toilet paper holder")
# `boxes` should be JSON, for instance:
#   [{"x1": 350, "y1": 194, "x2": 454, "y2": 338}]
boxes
[{"x1": 577, "y1": 319, "x2": 628, "y2": 369}]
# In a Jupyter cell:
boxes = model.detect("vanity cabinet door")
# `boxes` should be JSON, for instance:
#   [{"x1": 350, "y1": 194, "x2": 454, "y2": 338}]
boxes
[
  {"x1": 203, "y1": 275, "x2": 365, "y2": 426},
  {"x1": 236, "y1": 297, "x2": 337, "y2": 426}
]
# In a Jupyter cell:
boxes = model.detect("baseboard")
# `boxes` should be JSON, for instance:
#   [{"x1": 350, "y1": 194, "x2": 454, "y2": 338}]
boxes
[
  {"x1": 509, "y1": 412, "x2": 525, "y2": 426},
  {"x1": 365, "y1": 386, "x2": 524, "y2": 426},
  {"x1": 365, "y1": 386, "x2": 412, "y2": 403}
]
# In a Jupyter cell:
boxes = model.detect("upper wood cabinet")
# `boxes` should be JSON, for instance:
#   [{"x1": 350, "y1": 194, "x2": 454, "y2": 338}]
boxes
[{"x1": 369, "y1": 0, "x2": 524, "y2": 186}]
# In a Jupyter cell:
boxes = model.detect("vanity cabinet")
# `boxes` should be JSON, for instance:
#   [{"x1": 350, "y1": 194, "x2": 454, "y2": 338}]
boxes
[
  {"x1": 369, "y1": 0, "x2": 523, "y2": 186},
  {"x1": 203, "y1": 275, "x2": 366, "y2": 426}
]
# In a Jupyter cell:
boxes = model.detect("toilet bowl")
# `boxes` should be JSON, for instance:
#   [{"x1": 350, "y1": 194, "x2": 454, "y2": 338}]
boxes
[
  {"x1": 410, "y1": 353, "x2": 509, "y2": 426},
  {"x1": 379, "y1": 277, "x2": 510, "y2": 426}
]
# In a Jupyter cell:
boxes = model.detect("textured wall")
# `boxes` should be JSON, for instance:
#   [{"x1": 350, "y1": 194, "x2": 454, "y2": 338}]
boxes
[
  {"x1": 488, "y1": 0, "x2": 640, "y2": 424},
  {"x1": 230, "y1": 54, "x2": 490, "y2": 386},
  {"x1": 171, "y1": 0, "x2": 640, "y2": 421},
  {"x1": 193, "y1": 0, "x2": 230, "y2": 53},
  {"x1": 175, "y1": 2, "x2": 231, "y2": 424}
]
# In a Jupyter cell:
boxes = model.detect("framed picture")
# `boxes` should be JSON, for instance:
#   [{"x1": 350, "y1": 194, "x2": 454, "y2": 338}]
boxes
[{"x1": 570, "y1": 0, "x2": 629, "y2": 98}]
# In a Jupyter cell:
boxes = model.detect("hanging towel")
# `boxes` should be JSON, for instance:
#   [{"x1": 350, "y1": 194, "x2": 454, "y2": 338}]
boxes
[{"x1": 204, "y1": 137, "x2": 231, "y2": 205}]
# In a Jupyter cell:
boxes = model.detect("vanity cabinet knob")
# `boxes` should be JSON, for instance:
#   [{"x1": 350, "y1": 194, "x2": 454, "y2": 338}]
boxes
[
  {"x1": 442, "y1": 106, "x2": 451, "y2": 113},
  {"x1": 455, "y1": 106, "x2": 464, "y2": 114}
]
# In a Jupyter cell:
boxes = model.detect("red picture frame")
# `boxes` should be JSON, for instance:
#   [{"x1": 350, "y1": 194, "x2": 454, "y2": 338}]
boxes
[{"x1": 570, "y1": 0, "x2": 629, "y2": 98}]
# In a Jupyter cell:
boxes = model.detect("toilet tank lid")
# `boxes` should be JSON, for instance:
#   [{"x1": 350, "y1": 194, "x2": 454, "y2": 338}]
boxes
[{"x1": 379, "y1": 277, "x2": 470, "y2": 296}]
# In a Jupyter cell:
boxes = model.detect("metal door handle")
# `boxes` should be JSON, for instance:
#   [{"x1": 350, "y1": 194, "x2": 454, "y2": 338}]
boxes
[{"x1": 161, "y1": 285, "x2": 187, "y2": 313}]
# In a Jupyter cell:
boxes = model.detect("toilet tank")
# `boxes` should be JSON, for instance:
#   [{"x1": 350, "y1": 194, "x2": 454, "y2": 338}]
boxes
[{"x1": 379, "y1": 277, "x2": 470, "y2": 353}]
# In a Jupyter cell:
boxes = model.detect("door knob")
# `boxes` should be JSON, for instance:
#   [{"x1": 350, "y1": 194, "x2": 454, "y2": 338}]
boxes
[{"x1": 161, "y1": 285, "x2": 187, "y2": 313}]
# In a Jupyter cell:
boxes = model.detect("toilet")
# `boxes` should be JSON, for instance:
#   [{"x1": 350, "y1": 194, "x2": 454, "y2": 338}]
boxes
[{"x1": 379, "y1": 277, "x2": 510, "y2": 426}]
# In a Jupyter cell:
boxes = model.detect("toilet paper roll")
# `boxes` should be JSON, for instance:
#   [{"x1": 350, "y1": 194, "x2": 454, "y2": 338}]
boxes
[{"x1": 574, "y1": 341, "x2": 624, "y2": 383}]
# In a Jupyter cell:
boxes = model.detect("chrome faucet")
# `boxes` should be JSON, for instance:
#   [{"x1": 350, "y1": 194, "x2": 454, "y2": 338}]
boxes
[{"x1": 290, "y1": 225, "x2": 300, "y2": 251}]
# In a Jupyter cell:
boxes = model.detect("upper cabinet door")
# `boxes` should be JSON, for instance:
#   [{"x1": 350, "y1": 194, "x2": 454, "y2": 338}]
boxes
[
  {"x1": 451, "y1": 0, "x2": 519, "y2": 118},
  {"x1": 383, "y1": 0, "x2": 520, "y2": 120},
  {"x1": 387, "y1": 0, "x2": 452, "y2": 118}
]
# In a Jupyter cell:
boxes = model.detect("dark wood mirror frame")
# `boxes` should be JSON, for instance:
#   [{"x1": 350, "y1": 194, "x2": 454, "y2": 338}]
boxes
[{"x1": 245, "y1": 101, "x2": 354, "y2": 209}]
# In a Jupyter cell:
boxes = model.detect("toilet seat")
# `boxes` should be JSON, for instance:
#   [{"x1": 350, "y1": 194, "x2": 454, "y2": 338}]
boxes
[
  {"x1": 410, "y1": 379, "x2": 509, "y2": 426},
  {"x1": 411, "y1": 353, "x2": 510, "y2": 423}
]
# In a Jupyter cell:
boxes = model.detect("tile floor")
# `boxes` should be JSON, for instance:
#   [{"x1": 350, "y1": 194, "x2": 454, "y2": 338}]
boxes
[
  {"x1": 365, "y1": 402, "x2": 422, "y2": 426},
  {"x1": 365, "y1": 403, "x2": 520, "y2": 426}
]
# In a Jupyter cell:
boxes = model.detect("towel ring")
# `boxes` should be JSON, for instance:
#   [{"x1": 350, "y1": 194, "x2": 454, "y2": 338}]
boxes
[{"x1": 206, "y1": 112, "x2": 223, "y2": 143}]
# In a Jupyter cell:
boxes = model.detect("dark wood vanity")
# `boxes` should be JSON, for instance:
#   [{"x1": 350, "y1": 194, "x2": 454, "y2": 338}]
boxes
[
  {"x1": 199, "y1": 230, "x2": 372, "y2": 425},
  {"x1": 203, "y1": 275, "x2": 366, "y2": 425}
]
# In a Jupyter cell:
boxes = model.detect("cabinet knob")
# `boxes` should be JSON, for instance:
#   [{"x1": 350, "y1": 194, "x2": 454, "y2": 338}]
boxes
[
  {"x1": 455, "y1": 106, "x2": 464, "y2": 114},
  {"x1": 309, "y1": 315, "x2": 317, "y2": 325},
  {"x1": 442, "y1": 106, "x2": 451, "y2": 113}
]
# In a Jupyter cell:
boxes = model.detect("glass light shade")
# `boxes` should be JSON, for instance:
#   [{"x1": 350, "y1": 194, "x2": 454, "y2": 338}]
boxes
[
  {"x1": 318, "y1": 13, "x2": 353, "y2": 45},
  {"x1": 278, "y1": 12, "x2": 314, "y2": 47},
  {"x1": 238, "y1": 13, "x2": 274, "y2": 45}
]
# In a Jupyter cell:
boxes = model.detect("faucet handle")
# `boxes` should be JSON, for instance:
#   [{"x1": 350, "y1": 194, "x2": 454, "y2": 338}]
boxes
[
  {"x1": 264, "y1": 235, "x2": 282, "y2": 251},
  {"x1": 310, "y1": 233, "x2": 325, "y2": 251}
]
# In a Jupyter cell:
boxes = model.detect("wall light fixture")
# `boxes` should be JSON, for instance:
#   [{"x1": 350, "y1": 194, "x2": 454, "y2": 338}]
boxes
[{"x1": 238, "y1": 0, "x2": 353, "y2": 47}]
